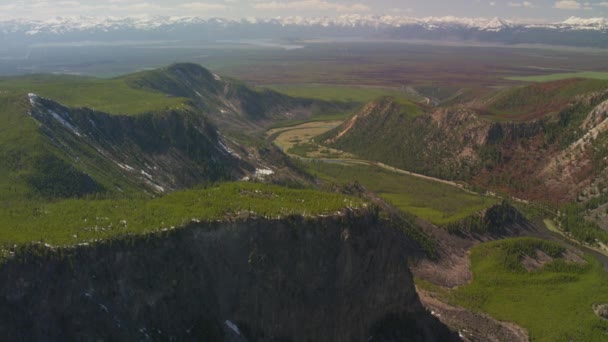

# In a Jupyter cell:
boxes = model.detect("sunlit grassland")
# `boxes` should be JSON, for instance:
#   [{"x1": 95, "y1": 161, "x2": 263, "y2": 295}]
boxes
[
  {"x1": 0, "y1": 74, "x2": 188, "y2": 115},
  {"x1": 264, "y1": 83, "x2": 423, "y2": 107},
  {"x1": 305, "y1": 162, "x2": 495, "y2": 225},
  {"x1": 506, "y1": 71, "x2": 608, "y2": 83},
  {"x1": 267, "y1": 120, "x2": 355, "y2": 159},
  {"x1": 448, "y1": 238, "x2": 608, "y2": 341},
  {"x1": 0, "y1": 182, "x2": 365, "y2": 247}
]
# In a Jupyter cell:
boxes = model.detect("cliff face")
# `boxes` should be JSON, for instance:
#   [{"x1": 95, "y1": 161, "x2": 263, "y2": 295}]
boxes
[{"x1": 0, "y1": 212, "x2": 454, "y2": 341}]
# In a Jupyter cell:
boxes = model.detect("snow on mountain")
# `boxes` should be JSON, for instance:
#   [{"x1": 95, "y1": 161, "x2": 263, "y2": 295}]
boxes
[
  {"x1": 276, "y1": 15, "x2": 514, "y2": 31},
  {"x1": 1, "y1": 15, "x2": 607, "y2": 37},
  {"x1": 0, "y1": 15, "x2": 528, "y2": 35},
  {"x1": 559, "y1": 16, "x2": 608, "y2": 30}
]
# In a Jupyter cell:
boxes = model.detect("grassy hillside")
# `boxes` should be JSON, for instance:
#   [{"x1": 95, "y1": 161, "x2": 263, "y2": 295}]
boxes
[
  {"x1": 1, "y1": 92, "x2": 248, "y2": 201},
  {"x1": 2, "y1": 63, "x2": 337, "y2": 203},
  {"x1": 0, "y1": 92, "x2": 51, "y2": 200},
  {"x1": 0, "y1": 91, "x2": 142, "y2": 202},
  {"x1": 322, "y1": 97, "x2": 480, "y2": 181},
  {"x1": 450, "y1": 238, "x2": 608, "y2": 341},
  {"x1": 0, "y1": 182, "x2": 365, "y2": 249}
]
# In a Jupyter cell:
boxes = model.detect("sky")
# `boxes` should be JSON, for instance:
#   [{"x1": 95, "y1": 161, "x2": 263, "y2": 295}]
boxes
[{"x1": 0, "y1": 0, "x2": 607, "y2": 21}]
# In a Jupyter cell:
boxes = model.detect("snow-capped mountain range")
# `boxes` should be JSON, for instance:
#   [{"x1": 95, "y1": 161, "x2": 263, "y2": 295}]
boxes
[
  {"x1": 1, "y1": 15, "x2": 607, "y2": 35},
  {"x1": 2, "y1": 15, "x2": 608, "y2": 48}
]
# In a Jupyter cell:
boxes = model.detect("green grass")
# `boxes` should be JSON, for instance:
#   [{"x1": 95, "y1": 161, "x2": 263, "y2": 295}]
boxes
[
  {"x1": 507, "y1": 72, "x2": 608, "y2": 83},
  {"x1": 544, "y1": 219, "x2": 561, "y2": 234},
  {"x1": 0, "y1": 91, "x2": 58, "y2": 201},
  {"x1": 0, "y1": 182, "x2": 366, "y2": 248},
  {"x1": 485, "y1": 78, "x2": 608, "y2": 121},
  {"x1": 452, "y1": 238, "x2": 608, "y2": 341},
  {"x1": 267, "y1": 112, "x2": 353, "y2": 130},
  {"x1": 264, "y1": 84, "x2": 422, "y2": 105},
  {"x1": 305, "y1": 162, "x2": 495, "y2": 225},
  {"x1": 0, "y1": 74, "x2": 187, "y2": 115}
]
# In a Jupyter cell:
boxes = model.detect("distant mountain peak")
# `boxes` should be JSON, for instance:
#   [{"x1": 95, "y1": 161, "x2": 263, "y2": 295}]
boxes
[
  {"x1": 560, "y1": 16, "x2": 608, "y2": 30},
  {"x1": 482, "y1": 17, "x2": 510, "y2": 31}
]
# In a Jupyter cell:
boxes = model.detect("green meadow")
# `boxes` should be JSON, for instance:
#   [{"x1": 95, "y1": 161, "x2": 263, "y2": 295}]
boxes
[
  {"x1": 265, "y1": 84, "x2": 423, "y2": 106},
  {"x1": 0, "y1": 182, "x2": 365, "y2": 248},
  {"x1": 305, "y1": 162, "x2": 495, "y2": 225},
  {"x1": 507, "y1": 71, "x2": 608, "y2": 83},
  {"x1": 450, "y1": 238, "x2": 608, "y2": 341},
  {"x1": 0, "y1": 74, "x2": 187, "y2": 115}
]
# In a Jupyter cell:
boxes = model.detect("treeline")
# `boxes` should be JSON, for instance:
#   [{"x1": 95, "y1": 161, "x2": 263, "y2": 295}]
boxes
[
  {"x1": 559, "y1": 203, "x2": 608, "y2": 245},
  {"x1": 445, "y1": 200, "x2": 523, "y2": 235},
  {"x1": 26, "y1": 154, "x2": 104, "y2": 198},
  {"x1": 496, "y1": 237, "x2": 565, "y2": 272}
]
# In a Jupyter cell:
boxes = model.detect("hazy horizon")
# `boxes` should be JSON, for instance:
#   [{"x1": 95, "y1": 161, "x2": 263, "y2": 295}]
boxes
[{"x1": 1, "y1": 0, "x2": 607, "y2": 22}]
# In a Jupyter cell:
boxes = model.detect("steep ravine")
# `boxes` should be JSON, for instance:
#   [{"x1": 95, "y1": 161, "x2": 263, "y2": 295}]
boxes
[{"x1": 0, "y1": 211, "x2": 456, "y2": 341}]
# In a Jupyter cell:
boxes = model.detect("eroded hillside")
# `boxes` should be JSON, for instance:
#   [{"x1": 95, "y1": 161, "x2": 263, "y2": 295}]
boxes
[{"x1": 323, "y1": 79, "x2": 608, "y2": 203}]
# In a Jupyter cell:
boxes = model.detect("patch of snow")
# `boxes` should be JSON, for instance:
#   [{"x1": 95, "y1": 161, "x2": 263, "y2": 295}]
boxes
[
  {"x1": 218, "y1": 138, "x2": 241, "y2": 159},
  {"x1": 116, "y1": 162, "x2": 135, "y2": 172},
  {"x1": 47, "y1": 109, "x2": 81, "y2": 136},
  {"x1": 213, "y1": 73, "x2": 222, "y2": 81},
  {"x1": 145, "y1": 180, "x2": 165, "y2": 193},
  {"x1": 28, "y1": 94, "x2": 82, "y2": 136},
  {"x1": 140, "y1": 169, "x2": 153, "y2": 179},
  {"x1": 194, "y1": 90, "x2": 203, "y2": 98},
  {"x1": 28, "y1": 93, "x2": 38, "y2": 106},
  {"x1": 242, "y1": 167, "x2": 275, "y2": 181},
  {"x1": 255, "y1": 168, "x2": 274, "y2": 176},
  {"x1": 224, "y1": 320, "x2": 241, "y2": 335}
]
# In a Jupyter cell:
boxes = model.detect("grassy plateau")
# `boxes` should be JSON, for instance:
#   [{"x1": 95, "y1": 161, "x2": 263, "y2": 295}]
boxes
[
  {"x1": 0, "y1": 182, "x2": 365, "y2": 248},
  {"x1": 0, "y1": 74, "x2": 188, "y2": 115}
]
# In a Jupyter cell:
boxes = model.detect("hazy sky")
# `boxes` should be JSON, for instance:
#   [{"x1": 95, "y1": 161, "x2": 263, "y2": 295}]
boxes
[{"x1": 0, "y1": 0, "x2": 607, "y2": 21}]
